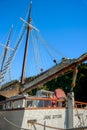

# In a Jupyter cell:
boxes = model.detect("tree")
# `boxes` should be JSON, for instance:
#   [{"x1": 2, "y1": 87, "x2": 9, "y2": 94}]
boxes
[
  {"x1": 74, "y1": 63, "x2": 87, "y2": 102},
  {"x1": 45, "y1": 63, "x2": 87, "y2": 102}
]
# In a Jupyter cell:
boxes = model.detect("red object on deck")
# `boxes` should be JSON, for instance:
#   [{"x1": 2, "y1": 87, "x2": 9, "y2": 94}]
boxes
[{"x1": 53, "y1": 88, "x2": 66, "y2": 99}]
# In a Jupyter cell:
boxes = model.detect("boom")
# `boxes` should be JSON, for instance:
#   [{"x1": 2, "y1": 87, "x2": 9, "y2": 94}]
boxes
[
  {"x1": 0, "y1": 52, "x2": 87, "y2": 97},
  {"x1": 20, "y1": 52, "x2": 87, "y2": 93}
]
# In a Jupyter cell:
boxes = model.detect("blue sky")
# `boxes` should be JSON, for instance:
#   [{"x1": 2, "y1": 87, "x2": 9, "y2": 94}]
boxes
[{"x1": 0, "y1": 0, "x2": 87, "y2": 80}]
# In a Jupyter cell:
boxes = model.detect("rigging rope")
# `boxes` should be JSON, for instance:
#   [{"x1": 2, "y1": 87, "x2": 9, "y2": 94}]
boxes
[
  {"x1": 31, "y1": 31, "x2": 43, "y2": 73},
  {"x1": 0, "y1": 5, "x2": 29, "y2": 87},
  {"x1": 37, "y1": 33, "x2": 57, "y2": 63},
  {"x1": 37, "y1": 33, "x2": 67, "y2": 63},
  {"x1": 30, "y1": 29, "x2": 64, "y2": 75},
  {"x1": 0, "y1": 26, "x2": 26, "y2": 87},
  {"x1": 74, "y1": 103, "x2": 87, "y2": 127}
]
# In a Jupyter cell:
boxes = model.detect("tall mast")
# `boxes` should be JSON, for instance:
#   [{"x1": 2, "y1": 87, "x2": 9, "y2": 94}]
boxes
[
  {"x1": 21, "y1": 1, "x2": 32, "y2": 84},
  {"x1": 1, "y1": 25, "x2": 13, "y2": 72}
]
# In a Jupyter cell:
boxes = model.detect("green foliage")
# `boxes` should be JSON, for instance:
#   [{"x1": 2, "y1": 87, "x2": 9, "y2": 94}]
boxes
[
  {"x1": 45, "y1": 63, "x2": 87, "y2": 102},
  {"x1": 0, "y1": 63, "x2": 86, "y2": 102},
  {"x1": 74, "y1": 63, "x2": 87, "y2": 102},
  {"x1": 27, "y1": 63, "x2": 87, "y2": 102}
]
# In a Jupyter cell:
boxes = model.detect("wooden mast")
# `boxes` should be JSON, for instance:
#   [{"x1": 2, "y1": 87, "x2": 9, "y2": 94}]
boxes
[
  {"x1": 1, "y1": 25, "x2": 13, "y2": 72},
  {"x1": 21, "y1": 1, "x2": 32, "y2": 84}
]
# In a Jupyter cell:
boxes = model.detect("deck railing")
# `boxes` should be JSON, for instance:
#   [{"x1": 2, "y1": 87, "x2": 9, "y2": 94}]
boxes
[
  {"x1": 0, "y1": 96, "x2": 66, "y2": 110},
  {"x1": 0, "y1": 96, "x2": 87, "y2": 110},
  {"x1": 75, "y1": 101, "x2": 87, "y2": 108}
]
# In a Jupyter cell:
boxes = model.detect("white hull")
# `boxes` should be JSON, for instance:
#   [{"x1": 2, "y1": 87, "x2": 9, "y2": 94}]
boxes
[
  {"x1": 0, "y1": 90, "x2": 87, "y2": 130},
  {"x1": 0, "y1": 107, "x2": 87, "y2": 130}
]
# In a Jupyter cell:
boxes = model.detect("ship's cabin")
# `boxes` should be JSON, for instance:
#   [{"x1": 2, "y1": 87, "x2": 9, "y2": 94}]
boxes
[
  {"x1": 0, "y1": 89, "x2": 66, "y2": 110},
  {"x1": 0, "y1": 89, "x2": 86, "y2": 110}
]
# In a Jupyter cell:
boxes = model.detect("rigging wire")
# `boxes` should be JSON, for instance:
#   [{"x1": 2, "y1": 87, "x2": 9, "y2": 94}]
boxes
[
  {"x1": 28, "y1": 27, "x2": 68, "y2": 76},
  {"x1": 3, "y1": 52, "x2": 11, "y2": 84},
  {"x1": 31, "y1": 30, "x2": 43, "y2": 73},
  {"x1": 36, "y1": 33, "x2": 67, "y2": 63},
  {"x1": 0, "y1": 25, "x2": 26, "y2": 87},
  {"x1": 30, "y1": 18, "x2": 59, "y2": 66},
  {"x1": 74, "y1": 103, "x2": 87, "y2": 127},
  {"x1": 37, "y1": 33, "x2": 57, "y2": 64},
  {"x1": 0, "y1": 6, "x2": 31, "y2": 85},
  {"x1": 11, "y1": 0, "x2": 29, "y2": 47},
  {"x1": 0, "y1": 50, "x2": 4, "y2": 65}
]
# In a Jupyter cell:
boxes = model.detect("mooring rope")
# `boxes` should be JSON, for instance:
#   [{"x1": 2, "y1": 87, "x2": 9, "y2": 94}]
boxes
[{"x1": 30, "y1": 121, "x2": 87, "y2": 130}]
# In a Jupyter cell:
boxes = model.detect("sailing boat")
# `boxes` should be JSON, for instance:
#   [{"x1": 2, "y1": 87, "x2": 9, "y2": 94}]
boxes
[{"x1": 0, "y1": 1, "x2": 87, "y2": 130}]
